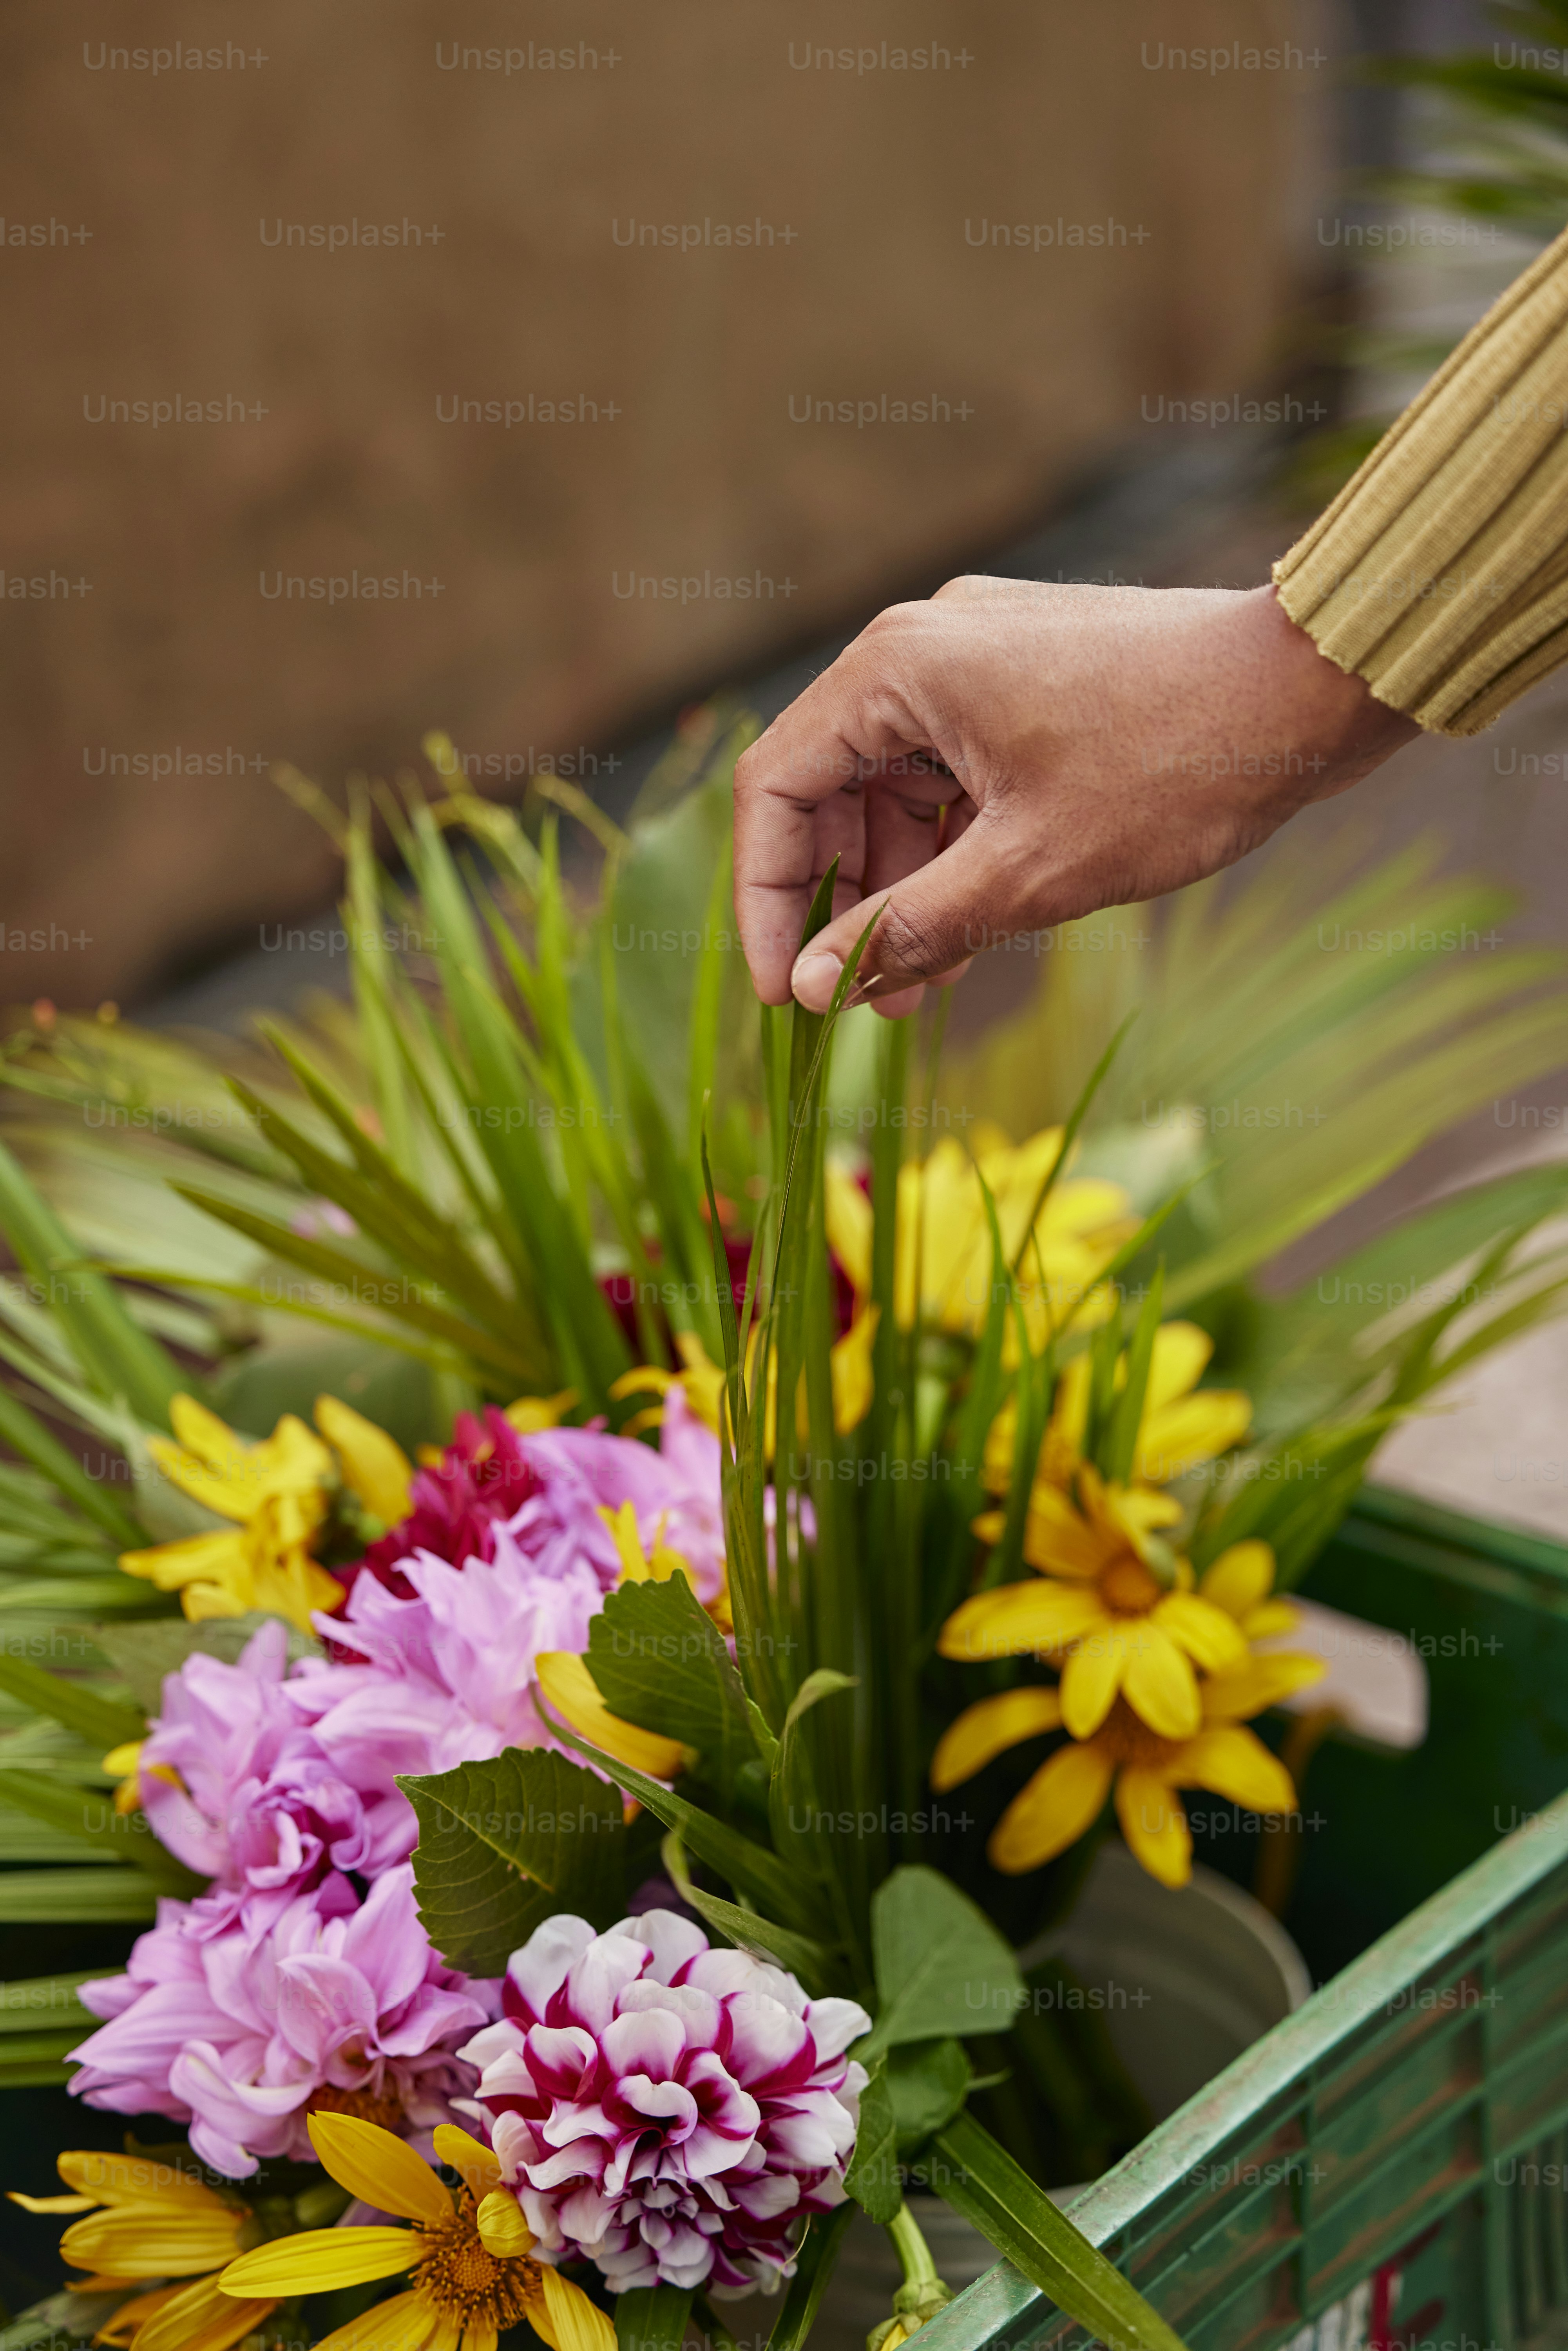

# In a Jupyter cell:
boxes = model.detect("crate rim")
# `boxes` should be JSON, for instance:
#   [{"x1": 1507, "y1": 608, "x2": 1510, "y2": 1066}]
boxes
[{"x1": 918, "y1": 1769, "x2": 1568, "y2": 2344}]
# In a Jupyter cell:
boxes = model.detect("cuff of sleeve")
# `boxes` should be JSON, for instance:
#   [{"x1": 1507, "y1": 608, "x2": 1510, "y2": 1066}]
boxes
[{"x1": 1273, "y1": 221, "x2": 1568, "y2": 738}]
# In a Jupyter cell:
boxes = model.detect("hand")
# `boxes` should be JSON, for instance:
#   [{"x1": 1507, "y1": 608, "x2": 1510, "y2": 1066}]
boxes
[{"x1": 732, "y1": 578, "x2": 1420, "y2": 1016}]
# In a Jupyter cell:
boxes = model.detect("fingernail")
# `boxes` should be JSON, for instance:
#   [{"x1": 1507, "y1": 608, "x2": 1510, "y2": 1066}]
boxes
[{"x1": 791, "y1": 950, "x2": 843, "y2": 1012}]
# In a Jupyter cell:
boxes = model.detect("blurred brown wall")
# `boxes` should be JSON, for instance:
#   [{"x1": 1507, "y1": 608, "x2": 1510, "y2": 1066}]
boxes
[{"x1": 0, "y1": 0, "x2": 1329, "y2": 1006}]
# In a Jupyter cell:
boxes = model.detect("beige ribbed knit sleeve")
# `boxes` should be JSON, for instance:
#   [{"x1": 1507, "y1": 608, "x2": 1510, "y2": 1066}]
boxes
[{"x1": 1273, "y1": 221, "x2": 1568, "y2": 735}]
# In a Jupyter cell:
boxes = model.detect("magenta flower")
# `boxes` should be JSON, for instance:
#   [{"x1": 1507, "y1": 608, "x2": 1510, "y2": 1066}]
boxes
[
  {"x1": 336, "y1": 1408, "x2": 542, "y2": 1607},
  {"x1": 69, "y1": 1866, "x2": 492, "y2": 2179},
  {"x1": 458, "y1": 1912, "x2": 869, "y2": 2297}
]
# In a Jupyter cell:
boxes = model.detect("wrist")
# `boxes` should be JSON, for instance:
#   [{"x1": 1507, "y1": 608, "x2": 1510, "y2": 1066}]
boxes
[{"x1": 1251, "y1": 584, "x2": 1420, "y2": 793}]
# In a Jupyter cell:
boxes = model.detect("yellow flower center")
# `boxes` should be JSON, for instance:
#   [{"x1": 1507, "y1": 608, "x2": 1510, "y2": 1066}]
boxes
[
  {"x1": 1098, "y1": 1555, "x2": 1162, "y2": 1616},
  {"x1": 411, "y1": 2197, "x2": 538, "y2": 2332},
  {"x1": 306, "y1": 2083, "x2": 407, "y2": 2132}
]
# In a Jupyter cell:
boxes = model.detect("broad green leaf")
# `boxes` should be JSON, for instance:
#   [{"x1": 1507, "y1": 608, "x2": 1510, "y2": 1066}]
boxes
[
  {"x1": 842, "y1": 2060, "x2": 900, "y2": 2222},
  {"x1": 583, "y1": 1578, "x2": 756, "y2": 1791},
  {"x1": 864, "y1": 1868, "x2": 1024, "y2": 2056},
  {"x1": 932, "y1": 2109, "x2": 1189, "y2": 2351},
  {"x1": 398, "y1": 1747, "x2": 625, "y2": 1974},
  {"x1": 888, "y1": 2037, "x2": 970, "y2": 2152}
]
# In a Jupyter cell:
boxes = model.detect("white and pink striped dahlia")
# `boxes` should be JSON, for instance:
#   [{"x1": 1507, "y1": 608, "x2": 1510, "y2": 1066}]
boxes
[{"x1": 457, "y1": 1911, "x2": 870, "y2": 2297}]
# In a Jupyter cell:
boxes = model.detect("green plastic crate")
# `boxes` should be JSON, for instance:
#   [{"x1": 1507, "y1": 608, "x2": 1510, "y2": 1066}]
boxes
[{"x1": 925, "y1": 1485, "x2": 1568, "y2": 2351}]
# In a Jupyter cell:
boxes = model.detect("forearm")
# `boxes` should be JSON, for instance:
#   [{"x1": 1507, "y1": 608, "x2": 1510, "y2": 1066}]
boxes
[{"x1": 1275, "y1": 221, "x2": 1568, "y2": 735}]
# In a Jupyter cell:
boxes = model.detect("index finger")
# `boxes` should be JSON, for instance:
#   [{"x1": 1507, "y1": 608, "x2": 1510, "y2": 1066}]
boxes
[{"x1": 733, "y1": 644, "x2": 928, "y2": 1003}]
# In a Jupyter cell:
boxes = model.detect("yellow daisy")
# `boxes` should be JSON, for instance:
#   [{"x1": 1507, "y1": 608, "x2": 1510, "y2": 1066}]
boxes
[
  {"x1": 938, "y1": 1667, "x2": 1324, "y2": 1889},
  {"x1": 119, "y1": 1396, "x2": 342, "y2": 1632},
  {"x1": 943, "y1": 1468, "x2": 1249, "y2": 1742},
  {"x1": 219, "y1": 2112, "x2": 614, "y2": 2351},
  {"x1": 9, "y1": 2148, "x2": 275, "y2": 2351}
]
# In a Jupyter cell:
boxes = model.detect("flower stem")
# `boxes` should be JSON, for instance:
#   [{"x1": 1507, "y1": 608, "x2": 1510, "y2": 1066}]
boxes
[{"x1": 887, "y1": 2202, "x2": 940, "y2": 2291}]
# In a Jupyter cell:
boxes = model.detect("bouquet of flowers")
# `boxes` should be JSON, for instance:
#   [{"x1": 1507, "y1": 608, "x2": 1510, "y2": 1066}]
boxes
[{"x1": 2, "y1": 735, "x2": 1567, "y2": 2351}]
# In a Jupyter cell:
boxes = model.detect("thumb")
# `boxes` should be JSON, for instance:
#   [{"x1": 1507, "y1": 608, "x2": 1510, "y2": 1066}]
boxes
[{"x1": 790, "y1": 816, "x2": 1007, "y2": 1012}]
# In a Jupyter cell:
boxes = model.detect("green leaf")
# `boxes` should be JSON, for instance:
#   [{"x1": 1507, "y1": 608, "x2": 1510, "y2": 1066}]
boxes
[
  {"x1": 0, "y1": 1383, "x2": 141, "y2": 1545},
  {"x1": 0, "y1": 1866, "x2": 162, "y2": 1922},
  {"x1": 864, "y1": 1867, "x2": 1024, "y2": 2056},
  {"x1": 0, "y1": 1970, "x2": 114, "y2": 2034},
  {"x1": 765, "y1": 2204, "x2": 856, "y2": 2351},
  {"x1": 0, "y1": 1770, "x2": 197, "y2": 1890},
  {"x1": 0, "y1": 1138, "x2": 190, "y2": 1427},
  {"x1": 931, "y1": 2108, "x2": 1189, "y2": 2351},
  {"x1": 616, "y1": 2284, "x2": 693, "y2": 2351},
  {"x1": 583, "y1": 1578, "x2": 757, "y2": 1791},
  {"x1": 545, "y1": 1716, "x2": 819, "y2": 1933},
  {"x1": 887, "y1": 2038, "x2": 970, "y2": 2152},
  {"x1": 397, "y1": 1748, "x2": 625, "y2": 1974},
  {"x1": 0, "y1": 1654, "x2": 144, "y2": 1751},
  {"x1": 659, "y1": 1831, "x2": 833, "y2": 1987},
  {"x1": 842, "y1": 2059, "x2": 901, "y2": 2222}
]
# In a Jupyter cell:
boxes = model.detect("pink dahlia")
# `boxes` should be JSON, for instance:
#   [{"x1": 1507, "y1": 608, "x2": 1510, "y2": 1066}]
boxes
[
  {"x1": 69, "y1": 1865, "x2": 492, "y2": 2179},
  {"x1": 136, "y1": 1619, "x2": 412, "y2": 1931},
  {"x1": 458, "y1": 1911, "x2": 869, "y2": 2297}
]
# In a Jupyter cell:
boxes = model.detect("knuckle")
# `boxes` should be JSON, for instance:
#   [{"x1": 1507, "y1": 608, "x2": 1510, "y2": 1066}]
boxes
[{"x1": 875, "y1": 898, "x2": 949, "y2": 978}]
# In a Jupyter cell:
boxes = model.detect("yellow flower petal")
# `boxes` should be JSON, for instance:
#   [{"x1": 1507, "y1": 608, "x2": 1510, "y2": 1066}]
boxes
[
  {"x1": 504, "y1": 1390, "x2": 577, "y2": 1434},
  {"x1": 1116, "y1": 1766, "x2": 1191, "y2": 1887},
  {"x1": 1134, "y1": 1392, "x2": 1251, "y2": 1485},
  {"x1": 536, "y1": 2262, "x2": 617, "y2": 2351},
  {"x1": 1143, "y1": 1324, "x2": 1213, "y2": 1415},
  {"x1": 938, "y1": 1581, "x2": 1103, "y2": 1663},
  {"x1": 1153, "y1": 1592, "x2": 1249, "y2": 1676},
  {"x1": 133, "y1": 2276, "x2": 277, "y2": 2351},
  {"x1": 475, "y1": 2189, "x2": 533, "y2": 2257},
  {"x1": 1197, "y1": 1540, "x2": 1275, "y2": 1620},
  {"x1": 311, "y1": 2290, "x2": 434, "y2": 2351},
  {"x1": 307, "y1": 2112, "x2": 453, "y2": 2228},
  {"x1": 316, "y1": 1395, "x2": 414, "y2": 1527},
  {"x1": 8, "y1": 2192, "x2": 94, "y2": 2213},
  {"x1": 1059, "y1": 1627, "x2": 1128, "y2": 1740},
  {"x1": 62, "y1": 2209, "x2": 243, "y2": 2280},
  {"x1": 824, "y1": 1159, "x2": 873, "y2": 1297},
  {"x1": 219, "y1": 2228, "x2": 414, "y2": 2297},
  {"x1": 431, "y1": 2127, "x2": 502, "y2": 2198},
  {"x1": 118, "y1": 1530, "x2": 252, "y2": 1599},
  {"x1": 1175, "y1": 1725, "x2": 1298, "y2": 1816},
  {"x1": 830, "y1": 1302, "x2": 879, "y2": 1436},
  {"x1": 1120, "y1": 1622, "x2": 1202, "y2": 1741},
  {"x1": 929, "y1": 1687, "x2": 1063, "y2": 1790},
  {"x1": 535, "y1": 1652, "x2": 687, "y2": 1780},
  {"x1": 988, "y1": 1739, "x2": 1114, "y2": 1875},
  {"x1": 94, "y1": 2284, "x2": 184, "y2": 2345},
  {"x1": 1201, "y1": 1652, "x2": 1326, "y2": 1722},
  {"x1": 455, "y1": 2322, "x2": 494, "y2": 2351},
  {"x1": 58, "y1": 2153, "x2": 233, "y2": 2212},
  {"x1": 1243, "y1": 1600, "x2": 1301, "y2": 1639}
]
